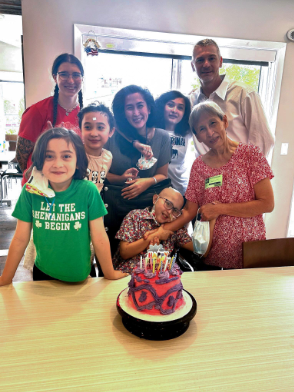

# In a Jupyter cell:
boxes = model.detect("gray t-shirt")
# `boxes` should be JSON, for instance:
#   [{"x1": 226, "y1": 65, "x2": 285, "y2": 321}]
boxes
[{"x1": 106, "y1": 128, "x2": 171, "y2": 178}]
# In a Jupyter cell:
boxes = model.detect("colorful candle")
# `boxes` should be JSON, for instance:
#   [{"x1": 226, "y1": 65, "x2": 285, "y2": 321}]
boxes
[
  {"x1": 157, "y1": 257, "x2": 161, "y2": 271},
  {"x1": 164, "y1": 257, "x2": 168, "y2": 271},
  {"x1": 160, "y1": 256, "x2": 163, "y2": 272},
  {"x1": 170, "y1": 256, "x2": 175, "y2": 270}
]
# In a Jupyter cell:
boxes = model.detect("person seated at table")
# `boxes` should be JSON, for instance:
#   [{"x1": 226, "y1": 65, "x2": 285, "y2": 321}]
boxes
[
  {"x1": 144, "y1": 101, "x2": 274, "y2": 269},
  {"x1": 112, "y1": 187, "x2": 214, "y2": 273},
  {"x1": 0, "y1": 128, "x2": 128, "y2": 286}
]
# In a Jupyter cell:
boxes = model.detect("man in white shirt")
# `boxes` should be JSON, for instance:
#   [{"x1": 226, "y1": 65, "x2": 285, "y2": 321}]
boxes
[{"x1": 190, "y1": 39, "x2": 274, "y2": 157}]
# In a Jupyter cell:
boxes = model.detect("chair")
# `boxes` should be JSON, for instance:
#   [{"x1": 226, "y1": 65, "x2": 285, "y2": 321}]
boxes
[
  {"x1": 2, "y1": 160, "x2": 22, "y2": 191},
  {"x1": 243, "y1": 238, "x2": 294, "y2": 268}
]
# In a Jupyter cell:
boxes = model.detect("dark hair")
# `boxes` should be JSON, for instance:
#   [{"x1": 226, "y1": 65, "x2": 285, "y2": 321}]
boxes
[
  {"x1": 51, "y1": 53, "x2": 84, "y2": 127},
  {"x1": 78, "y1": 103, "x2": 115, "y2": 130},
  {"x1": 193, "y1": 39, "x2": 221, "y2": 58},
  {"x1": 154, "y1": 90, "x2": 191, "y2": 136},
  {"x1": 31, "y1": 127, "x2": 88, "y2": 180},
  {"x1": 112, "y1": 85, "x2": 156, "y2": 143}
]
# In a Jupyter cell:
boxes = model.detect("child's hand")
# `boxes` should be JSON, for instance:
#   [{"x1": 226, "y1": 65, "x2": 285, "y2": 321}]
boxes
[
  {"x1": 104, "y1": 270, "x2": 129, "y2": 280},
  {"x1": 143, "y1": 226, "x2": 174, "y2": 241},
  {"x1": 149, "y1": 236, "x2": 160, "y2": 246},
  {"x1": 0, "y1": 276, "x2": 12, "y2": 287},
  {"x1": 133, "y1": 141, "x2": 153, "y2": 159}
]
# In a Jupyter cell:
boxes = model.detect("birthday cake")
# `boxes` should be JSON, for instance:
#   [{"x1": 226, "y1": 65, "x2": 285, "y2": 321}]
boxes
[
  {"x1": 128, "y1": 263, "x2": 185, "y2": 316},
  {"x1": 117, "y1": 245, "x2": 197, "y2": 339}
]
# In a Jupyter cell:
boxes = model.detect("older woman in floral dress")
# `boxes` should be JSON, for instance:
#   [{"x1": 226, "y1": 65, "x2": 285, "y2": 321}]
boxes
[{"x1": 145, "y1": 101, "x2": 274, "y2": 269}]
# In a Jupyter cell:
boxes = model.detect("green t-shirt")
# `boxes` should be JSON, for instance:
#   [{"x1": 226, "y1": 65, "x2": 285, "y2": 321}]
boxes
[{"x1": 13, "y1": 179, "x2": 107, "y2": 282}]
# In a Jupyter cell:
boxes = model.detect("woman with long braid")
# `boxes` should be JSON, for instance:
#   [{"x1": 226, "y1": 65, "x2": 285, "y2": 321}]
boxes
[{"x1": 16, "y1": 53, "x2": 84, "y2": 185}]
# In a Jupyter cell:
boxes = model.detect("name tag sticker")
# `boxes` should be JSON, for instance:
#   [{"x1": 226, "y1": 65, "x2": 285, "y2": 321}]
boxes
[{"x1": 205, "y1": 174, "x2": 223, "y2": 189}]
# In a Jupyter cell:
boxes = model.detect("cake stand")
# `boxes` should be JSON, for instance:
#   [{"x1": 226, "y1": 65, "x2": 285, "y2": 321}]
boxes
[{"x1": 117, "y1": 288, "x2": 197, "y2": 340}]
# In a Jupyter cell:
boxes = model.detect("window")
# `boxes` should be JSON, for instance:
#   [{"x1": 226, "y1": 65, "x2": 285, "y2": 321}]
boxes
[
  {"x1": 179, "y1": 59, "x2": 263, "y2": 95},
  {"x1": 82, "y1": 51, "x2": 172, "y2": 107},
  {"x1": 0, "y1": 14, "x2": 24, "y2": 149},
  {"x1": 75, "y1": 25, "x2": 284, "y2": 129},
  {"x1": 1, "y1": 80, "x2": 24, "y2": 131}
]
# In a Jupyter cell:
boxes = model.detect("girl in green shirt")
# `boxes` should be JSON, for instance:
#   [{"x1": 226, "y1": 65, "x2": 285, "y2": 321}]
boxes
[{"x1": 0, "y1": 128, "x2": 128, "y2": 285}]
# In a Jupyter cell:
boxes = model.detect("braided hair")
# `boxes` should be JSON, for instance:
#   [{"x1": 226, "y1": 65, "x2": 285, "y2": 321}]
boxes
[{"x1": 51, "y1": 53, "x2": 84, "y2": 126}]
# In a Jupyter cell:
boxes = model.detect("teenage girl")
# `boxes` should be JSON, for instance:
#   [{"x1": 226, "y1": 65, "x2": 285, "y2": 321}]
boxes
[
  {"x1": 133, "y1": 91, "x2": 195, "y2": 196},
  {"x1": 0, "y1": 128, "x2": 127, "y2": 286},
  {"x1": 155, "y1": 91, "x2": 195, "y2": 195},
  {"x1": 17, "y1": 53, "x2": 84, "y2": 185}
]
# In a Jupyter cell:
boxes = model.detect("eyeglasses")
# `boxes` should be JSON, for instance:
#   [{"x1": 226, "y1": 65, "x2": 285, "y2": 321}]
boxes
[
  {"x1": 57, "y1": 72, "x2": 83, "y2": 81},
  {"x1": 157, "y1": 196, "x2": 182, "y2": 218}
]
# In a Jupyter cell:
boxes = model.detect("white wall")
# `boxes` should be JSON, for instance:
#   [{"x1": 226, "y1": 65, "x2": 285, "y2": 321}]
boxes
[{"x1": 21, "y1": 0, "x2": 294, "y2": 239}]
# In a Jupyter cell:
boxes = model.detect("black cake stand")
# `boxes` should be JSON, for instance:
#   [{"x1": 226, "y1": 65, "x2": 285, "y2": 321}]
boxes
[{"x1": 116, "y1": 289, "x2": 197, "y2": 341}]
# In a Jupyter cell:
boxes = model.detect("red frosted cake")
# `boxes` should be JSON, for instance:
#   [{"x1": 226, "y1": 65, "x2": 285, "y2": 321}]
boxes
[
  {"x1": 128, "y1": 259, "x2": 185, "y2": 315},
  {"x1": 117, "y1": 247, "x2": 197, "y2": 340}
]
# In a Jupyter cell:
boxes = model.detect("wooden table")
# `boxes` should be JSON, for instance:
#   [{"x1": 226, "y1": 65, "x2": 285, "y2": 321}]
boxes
[{"x1": 1, "y1": 268, "x2": 294, "y2": 391}]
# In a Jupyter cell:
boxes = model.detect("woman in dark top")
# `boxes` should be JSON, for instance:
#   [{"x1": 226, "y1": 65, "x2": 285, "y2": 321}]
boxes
[{"x1": 104, "y1": 85, "x2": 171, "y2": 252}]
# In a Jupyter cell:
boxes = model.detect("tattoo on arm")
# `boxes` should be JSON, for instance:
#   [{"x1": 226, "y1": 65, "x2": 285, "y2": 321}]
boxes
[{"x1": 16, "y1": 137, "x2": 35, "y2": 173}]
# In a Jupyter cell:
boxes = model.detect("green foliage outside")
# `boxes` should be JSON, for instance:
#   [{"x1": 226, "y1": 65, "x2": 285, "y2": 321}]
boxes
[
  {"x1": 4, "y1": 98, "x2": 25, "y2": 134},
  {"x1": 18, "y1": 98, "x2": 25, "y2": 122},
  {"x1": 6, "y1": 129, "x2": 16, "y2": 135},
  {"x1": 191, "y1": 63, "x2": 260, "y2": 92},
  {"x1": 4, "y1": 99, "x2": 16, "y2": 114}
]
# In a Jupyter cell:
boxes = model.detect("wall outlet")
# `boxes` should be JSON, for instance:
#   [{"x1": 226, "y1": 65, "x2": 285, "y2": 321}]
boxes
[{"x1": 281, "y1": 143, "x2": 288, "y2": 155}]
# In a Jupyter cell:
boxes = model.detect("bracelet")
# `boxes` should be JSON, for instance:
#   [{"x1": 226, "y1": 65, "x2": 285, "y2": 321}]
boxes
[{"x1": 153, "y1": 177, "x2": 157, "y2": 184}]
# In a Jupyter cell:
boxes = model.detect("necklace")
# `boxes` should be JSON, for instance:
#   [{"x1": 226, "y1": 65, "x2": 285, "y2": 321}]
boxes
[{"x1": 58, "y1": 101, "x2": 78, "y2": 116}]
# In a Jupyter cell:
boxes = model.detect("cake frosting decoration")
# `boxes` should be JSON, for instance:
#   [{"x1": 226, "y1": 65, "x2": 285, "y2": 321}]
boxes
[{"x1": 127, "y1": 245, "x2": 185, "y2": 316}]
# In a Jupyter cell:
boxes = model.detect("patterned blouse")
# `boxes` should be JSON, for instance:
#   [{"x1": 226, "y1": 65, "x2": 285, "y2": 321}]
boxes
[
  {"x1": 113, "y1": 208, "x2": 191, "y2": 273},
  {"x1": 185, "y1": 143, "x2": 274, "y2": 269}
]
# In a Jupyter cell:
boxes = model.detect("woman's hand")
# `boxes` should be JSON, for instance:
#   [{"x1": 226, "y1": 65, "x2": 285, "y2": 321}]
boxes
[
  {"x1": 121, "y1": 178, "x2": 151, "y2": 200},
  {"x1": 45, "y1": 121, "x2": 65, "y2": 131},
  {"x1": 199, "y1": 202, "x2": 221, "y2": 221},
  {"x1": 133, "y1": 141, "x2": 153, "y2": 159},
  {"x1": 121, "y1": 168, "x2": 139, "y2": 183}
]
